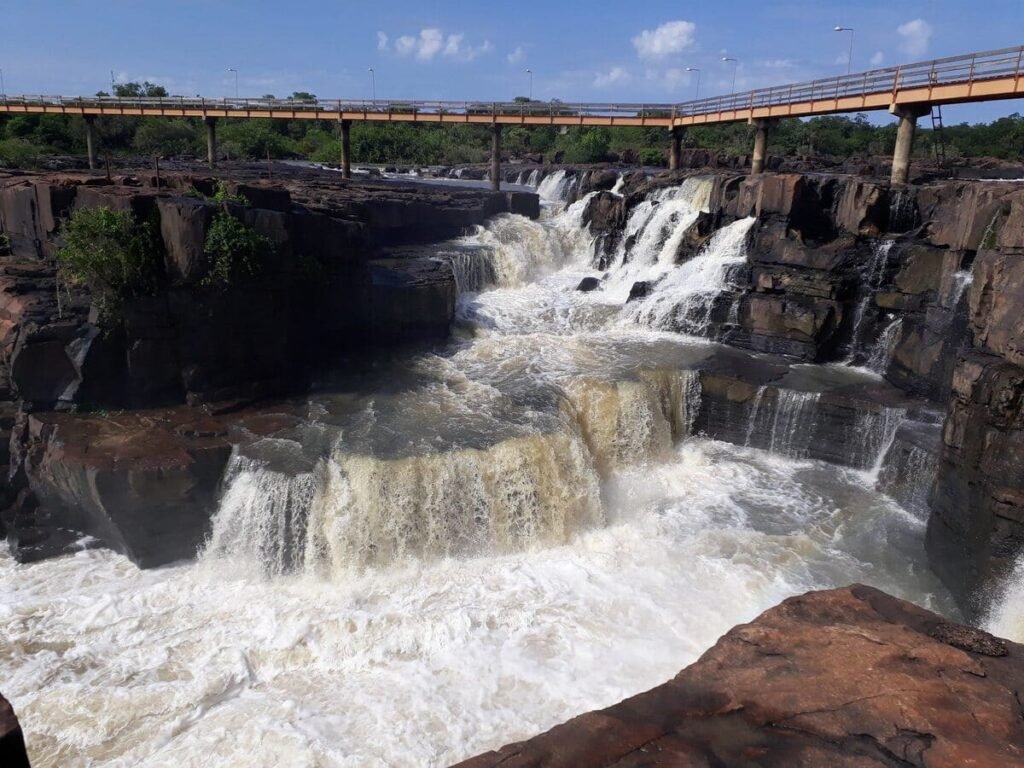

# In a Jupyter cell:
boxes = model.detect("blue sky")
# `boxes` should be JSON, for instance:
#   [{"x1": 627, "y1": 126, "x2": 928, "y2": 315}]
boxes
[{"x1": 2, "y1": 0, "x2": 1022, "y2": 123}]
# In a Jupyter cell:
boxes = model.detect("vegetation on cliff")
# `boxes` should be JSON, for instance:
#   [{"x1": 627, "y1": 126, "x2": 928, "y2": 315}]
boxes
[
  {"x1": 56, "y1": 207, "x2": 163, "y2": 321},
  {"x1": 202, "y1": 211, "x2": 274, "y2": 287},
  {"x1": 1, "y1": 83, "x2": 1022, "y2": 168}
]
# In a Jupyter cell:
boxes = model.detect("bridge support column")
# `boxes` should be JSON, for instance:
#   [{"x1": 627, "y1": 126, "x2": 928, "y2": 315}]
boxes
[
  {"x1": 340, "y1": 120, "x2": 352, "y2": 179},
  {"x1": 84, "y1": 115, "x2": 96, "y2": 170},
  {"x1": 751, "y1": 119, "x2": 773, "y2": 175},
  {"x1": 490, "y1": 124, "x2": 502, "y2": 192},
  {"x1": 205, "y1": 117, "x2": 218, "y2": 169},
  {"x1": 669, "y1": 126, "x2": 684, "y2": 171},
  {"x1": 890, "y1": 104, "x2": 931, "y2": 185}
]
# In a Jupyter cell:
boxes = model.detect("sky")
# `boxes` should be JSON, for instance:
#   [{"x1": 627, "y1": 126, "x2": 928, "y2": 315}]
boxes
[{"x1": 2, "y1": 0, "x2": 1022, "y2": 124}]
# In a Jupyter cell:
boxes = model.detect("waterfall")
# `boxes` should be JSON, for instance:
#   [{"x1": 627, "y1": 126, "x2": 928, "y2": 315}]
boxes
[
  {"x1": 457, "y1": 211, "x2": 592, "y2": 288},
  {"x1": 867, "y1": 318, "x2": 903, "y2": 374},
  {"x1": 205, "y1": 423, "x2": 604, "y2": 577},
  {"x1": 205, "y1": 447, "x2": 323, "y2": 577},
  {"x1": 767, "y1": 390, "x2": 820, "y2": 459},
  {"x1": 876, "y1": 433, "x2": 938, "y2": 519},
  {"x1": 562, "y1": 369, "x2": 702, "y2": 474},
  {"x1": 526, "y1": 168, "x2": 541, "y2": 187},
  {"x1": 985, "y1": 557, "x2": 1024, "y2": 643},
  {"x1": 846, "y1": 240, "x2": 894, "y2": 362},
  {"x1": 610, "y1": 174, "x2": 625, "y2": 196},
  {"x1": 858, "y1": 406, "x2": 907, "y2": 475},
  {"x1": 537, "y1": 170, "x2": 575, "y2": 202},
  {"x1": 949, "y1": 270, "x2": 974, "y2": 308},
  {"x1": 888, "y1": 189, "x2": 919, "y2": 232},
  {"x1": 622, "y1": 216, "x2": 756, "y2": 335},
  {"x1": 744, "y1": 386, "x2": 768, "y2": 447},
  {"x1": 445, "y1": 247, "x2": 499, "y2": 293}
]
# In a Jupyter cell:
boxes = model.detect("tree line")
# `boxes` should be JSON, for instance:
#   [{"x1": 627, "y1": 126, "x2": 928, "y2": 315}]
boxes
[{"x1": 1, "y1": 82, "x2": 1021, "y2": 168}]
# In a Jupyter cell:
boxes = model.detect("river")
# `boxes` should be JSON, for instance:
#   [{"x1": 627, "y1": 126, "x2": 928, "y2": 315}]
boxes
[{"x1": 1, "y1": 173, "x2": 1018, "y2": 767}]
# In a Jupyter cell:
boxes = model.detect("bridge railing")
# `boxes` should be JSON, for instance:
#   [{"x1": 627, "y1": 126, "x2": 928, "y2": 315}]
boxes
[
  {"x1": 674, "y1": 45, "x2": 1024, "y2": 117},
  {"x1": 0, "y1": 45, "x2": 1021, "y2": 121}
]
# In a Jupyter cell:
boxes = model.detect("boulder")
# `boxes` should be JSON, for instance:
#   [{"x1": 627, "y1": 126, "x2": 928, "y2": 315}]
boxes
[
  {"x1": 0, "y1": 692, "x2": 29, "y2": 768},
  {"x1": 455, "y1": 585, "x2": 1024, "y2": 768},
  {"x1": 575, "y1": 276, "x2": 601, "y2": 292}
]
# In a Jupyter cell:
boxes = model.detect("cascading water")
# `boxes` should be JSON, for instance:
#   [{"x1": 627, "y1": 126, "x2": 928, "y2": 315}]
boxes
[
  {"x1": 867, "y1": 317, "x2": 903, "y2": 374},
  {"x1": 537, "y1": 170, "x2": 575, "y2": 202},
  {"x1": 622, "y1": 215, "x2": 756, "y2": 334},
  {"x1": 846, "y1": 240, "x2": 894, "y2": 362},
  {"x1": 985, "y1": 557, "x2": 1024, "y2": 642},
  {"x1": 2, "y1": 174, "x2": 972, "y2": 768}
]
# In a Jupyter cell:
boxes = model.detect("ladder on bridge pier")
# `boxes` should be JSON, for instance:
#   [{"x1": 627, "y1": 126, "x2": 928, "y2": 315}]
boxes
[{"x1": 930, "y1": 105, "x2": 948, "y2": 172}]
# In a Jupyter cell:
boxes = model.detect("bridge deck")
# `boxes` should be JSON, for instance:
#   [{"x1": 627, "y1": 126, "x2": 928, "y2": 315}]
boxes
[{"x1": 1, "y1": 46, "x2": 1021, "y2": 128}]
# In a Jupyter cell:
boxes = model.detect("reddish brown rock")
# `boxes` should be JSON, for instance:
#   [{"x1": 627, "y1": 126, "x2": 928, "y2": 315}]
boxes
[
  {"x1": 0, "y1": 692, "x2": 30, "y2": 768},
  {"x1": 454, "y1": 585, "x2": 1024, "y2": 768}
]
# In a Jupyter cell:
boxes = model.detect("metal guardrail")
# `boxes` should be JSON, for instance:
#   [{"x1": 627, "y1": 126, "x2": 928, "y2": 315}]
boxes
[
  {"x1": 674, "y1": 45, "x2": 1024, "y2": 117},
  {"x1": 0, "y1": 45, "x2": 1020, "y2": 121}
]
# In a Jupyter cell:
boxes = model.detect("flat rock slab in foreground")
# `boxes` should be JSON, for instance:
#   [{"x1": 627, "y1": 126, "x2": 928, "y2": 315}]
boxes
[{"x1": 454, "y1": 585, "x2": 1024, "y2": 767}]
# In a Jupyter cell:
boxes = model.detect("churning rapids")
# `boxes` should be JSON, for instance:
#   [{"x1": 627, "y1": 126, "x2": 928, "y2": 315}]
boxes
[{"x1": 3, "y1": 173, "x2": 1023, "y2": 768}]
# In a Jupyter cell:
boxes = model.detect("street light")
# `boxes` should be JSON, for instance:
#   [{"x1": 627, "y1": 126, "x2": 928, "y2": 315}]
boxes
[
  {"x1": 834, "y1": 26, "x2": 855, "y2": 75},
  {"x1": 526, "y1": 69, "x2": 533, "y2": 100},
  {"x1": 0, "y1": 69, "x2": 5, "y2": 97},
  {"x1": 685, "y1": 67, "x2": 701, "y2": 99},
  {"x1": 368, "y1": 68, "x2": 375, "y2": 101},
  {"x1": 722, "y1": 57, "x2": 738, "y2": 95},
  {"x1": 227, "y1": 68, "x2": 238, "y2": 98}
]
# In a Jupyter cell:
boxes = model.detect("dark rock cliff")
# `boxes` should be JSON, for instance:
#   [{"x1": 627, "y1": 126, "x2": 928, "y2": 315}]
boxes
[
  {"x1": 0, "y1": 168, "x2": 538, "y2": 567},
  {"x1": 577, "y1": 169, "x2": 1024, "y2": 615}
]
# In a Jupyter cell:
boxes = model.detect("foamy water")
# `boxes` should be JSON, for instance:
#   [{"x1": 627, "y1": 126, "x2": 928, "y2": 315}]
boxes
[
  {"x1": 1, "y1": 440, "x2": 953, "y2": 768},
  {"x1": 3, "y1": 175, "x2": 1018, "y2": 767}
]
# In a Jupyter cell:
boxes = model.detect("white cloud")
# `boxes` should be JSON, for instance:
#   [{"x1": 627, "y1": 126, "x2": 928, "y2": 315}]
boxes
[
  {"x1": 757, "y1": 58, "x2": 797, "y2": 70},
  {"x1": 897, "y1": 19, "x2": 933, "y2": 58},
  {"x1": 870, "y1": 51, "x2": 885, "y2": 67},
  {"x1": 593, "y1": 66, "x2": 631, "y2": 88},
  {"x1": 632, "y1": 20, "x2": 696, "y2": 59},
  {"x1": 507, "y1": 46, "x2": 525, "y2": 64},
  {"x1": 386, "y1": 28, "x2": 491, "y2": 62}
]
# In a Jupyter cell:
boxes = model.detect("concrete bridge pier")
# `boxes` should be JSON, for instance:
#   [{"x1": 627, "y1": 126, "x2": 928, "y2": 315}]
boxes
[
  {"x1": 340, "y1": 120, "x2": 352, "y2": 179},
  {"x1": 669, "y1": 126, "x2": 685, "y2": 171},
  {"x1": 205, "y1": 117, "x2": 218, "y2": 169},
  {"x1": 84, "y1": 115, "x2": 96, "y2": 170},
  {"x1": 751, "y1": 119, "x2": 774, "y2": 175},
  {"x1": 890, "y1": 104, "x2": 931, "y2": 185},
  {"x1": 490, "y1": 125, "x2": 502, "y2": 192}
]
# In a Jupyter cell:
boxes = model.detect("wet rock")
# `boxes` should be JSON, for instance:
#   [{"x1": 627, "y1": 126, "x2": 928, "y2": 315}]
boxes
[
  {"x1": 575, "y1": 277, "x2": 601, "y2": 293},
  {"x1": 626, "y1": 281, "x2": 651, "y2": 302},
  {"x1": 0, "y1": 692, "x2": 30, "y2": 768},
  {"x1": 455, "y1": 585, "x2": 1024, "y2": 768}
]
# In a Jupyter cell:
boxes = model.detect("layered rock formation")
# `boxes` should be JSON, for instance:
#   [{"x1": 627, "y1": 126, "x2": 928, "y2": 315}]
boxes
[
  {"x1": 575, "y1": 168, "x2": 1024, "y2": 615},
  {"x1": 0, "y1": 167, "x2": 537, "y2": 565},
  {"x1": 456, "y1": 585, "x2": 1024, "y2": 768}
]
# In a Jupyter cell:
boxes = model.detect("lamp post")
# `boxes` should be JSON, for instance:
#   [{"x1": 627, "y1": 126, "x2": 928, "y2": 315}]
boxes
[
  {"x1": 834, "y1": 26, "x2": 855, "y2": 74},
  {"x1": 685, "y1": 67, "x2": 701, "y2": 99},
  {"x1": 526, "y1": 69, "x2": 533, "y2": 100},
  {"x1": 722, "y1": 57, "x2": 738, "y2": 94},
  {"x1": 368, "y1": 68, "x2": 375, "y2": 101},
  {"x1": 0, "y1": 69, "x2": 5, "y2": 97},
  {"x1": 228, "y1": 68, "x2": 238, "y2": 98}
]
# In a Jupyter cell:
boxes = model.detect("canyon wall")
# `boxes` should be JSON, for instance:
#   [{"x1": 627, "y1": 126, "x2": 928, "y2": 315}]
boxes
[{"x1": 577, "y1": 169, "x2": 1024, "y2": 614}]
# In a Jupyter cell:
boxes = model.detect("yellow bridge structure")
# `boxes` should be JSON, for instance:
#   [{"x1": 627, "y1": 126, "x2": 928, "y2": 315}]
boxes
[{"x1": 2, "y1": 46, "x2": 1022, "y2": 185}]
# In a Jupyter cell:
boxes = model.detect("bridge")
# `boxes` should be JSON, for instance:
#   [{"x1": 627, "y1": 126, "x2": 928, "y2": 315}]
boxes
[{"x1": 2, "y1": 46, "x2": 1022, "y2": 186}]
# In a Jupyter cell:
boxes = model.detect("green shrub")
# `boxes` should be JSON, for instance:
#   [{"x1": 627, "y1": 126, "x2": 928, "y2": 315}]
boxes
[
  {"x1": 0, "y1": 138, "x2": 41, "y2": 168},
  {"x1": 57, "y1": 207, "x2": 163, "y2": 322},
  {"x1": 639, "y1": 147, "x2": 665, "y2": 167},
  {"x1": 202, "y1": 212, "x2": 273, "y2": 287}
]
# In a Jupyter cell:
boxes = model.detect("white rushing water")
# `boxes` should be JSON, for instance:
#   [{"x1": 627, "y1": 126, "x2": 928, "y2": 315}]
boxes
[{"x1": 3, "y1": 178, "x2": 1017, "y2": 768}]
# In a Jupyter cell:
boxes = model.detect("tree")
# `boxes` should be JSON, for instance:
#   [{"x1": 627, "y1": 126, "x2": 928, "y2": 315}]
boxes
[{"x1": 114, "y1": 81, "x2": 168, "y2": 98}]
